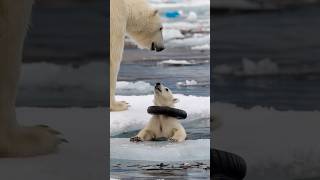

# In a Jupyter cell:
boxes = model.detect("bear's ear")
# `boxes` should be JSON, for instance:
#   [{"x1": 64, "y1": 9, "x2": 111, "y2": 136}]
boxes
[
  {"x1": 152, "y1": 9, "x2": 159, "y2": 16},
  {"x1": 173, "y1": 98, "x2": 179, "y2": 104}
]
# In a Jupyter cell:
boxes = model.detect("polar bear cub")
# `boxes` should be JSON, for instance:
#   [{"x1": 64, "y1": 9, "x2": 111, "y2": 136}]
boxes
[{"x1": 130, "y1": 83, "x2": 187, "y2": 142}]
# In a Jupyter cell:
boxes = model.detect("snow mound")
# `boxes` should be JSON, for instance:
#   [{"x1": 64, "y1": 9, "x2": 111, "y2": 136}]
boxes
[
  {"x1": 110, "y1": 138, "x2": 210, "y2": 161},
  {"x1": 110, "y1": 95, "x2": 210, "y2": 136}
]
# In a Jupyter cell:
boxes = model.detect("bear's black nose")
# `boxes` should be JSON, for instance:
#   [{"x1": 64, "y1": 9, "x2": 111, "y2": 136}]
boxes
[
  {"x1": 156, "y1": 82, "x2": 161, "y2": 86},
  {"x1": 156, "y1": 46, "x2": 165, "y2": 52}
]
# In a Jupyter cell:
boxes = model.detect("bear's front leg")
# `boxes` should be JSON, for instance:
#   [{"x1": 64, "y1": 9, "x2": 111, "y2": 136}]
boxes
[
  {"x1": 109, "y1": 8, "x2": 129, "y2": 112},
  {"x1": 169, "y1": 128, "x2": 187, "y2": 143},
  {"x1": 110, "y1": 59, "x2": 129, "y2": 111},
  {"x1": 130, "y1": 129, "x2": 155, "y2": 142},
  {"x1": 0, "y1": 1, "x2": 64, "y2": 157}
]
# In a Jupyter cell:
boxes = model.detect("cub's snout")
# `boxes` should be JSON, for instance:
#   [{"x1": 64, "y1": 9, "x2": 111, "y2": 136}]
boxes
[{"x1": 153, "y1": 83, "x2": 178, "y2": 107}]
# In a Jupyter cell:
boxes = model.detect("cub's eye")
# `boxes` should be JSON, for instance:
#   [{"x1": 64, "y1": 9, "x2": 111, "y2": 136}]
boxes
[
  {"x1": 160, "y1": 27, "x2": 163, "y2": 31},
  {"x1": 165, "y1": 88, "x2": 168, "y2": 91}
]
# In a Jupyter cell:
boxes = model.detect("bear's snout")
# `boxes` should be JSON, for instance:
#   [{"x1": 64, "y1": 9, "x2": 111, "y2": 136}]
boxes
[
  {"x1": 151, "y1": 42, "x2": 165, "y2": 52},
  {"x1": 155, "y1": 82, "x2": 162, "y2": 92},
  {"x1": 156, "y1": 46, "x2": 165, "y2": 52}
]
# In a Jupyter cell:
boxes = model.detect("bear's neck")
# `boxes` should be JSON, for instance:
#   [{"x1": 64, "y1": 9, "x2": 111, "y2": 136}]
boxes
[
  {"x1": 125, "y1": 0, "x2": 149, "y2": 33},
  {"x1": 153, "y1": 100, "x2": 175, "y2": 108}
]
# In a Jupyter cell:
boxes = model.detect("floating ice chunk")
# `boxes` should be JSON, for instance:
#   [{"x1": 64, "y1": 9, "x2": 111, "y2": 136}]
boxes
[
  {"x1": 167, "y1": 35, "x2": 210, "y2": 48},
  {"x1": 110, "y1": 95, "x2": 209, "y2": 136},
  {"x1": 187, "y1": 11, "x2": 198, "y2": 22},
  {"x1": 177, "y1": 80, "x2": 210, "y2": 87},
  {"x1": 111, "y1": 138, "x2": 210, "y2": 161},
  {"x1": 116, "y1": 81, "x2": 153, "y2": 95},
  {"x1": 157, "y1": 59, "x2": 197, "y2": 66},
  {"x1": 214, "y1": 58, "x2": 280, "y2": 76},
  {"x1": 191, "y1": 44, "x2": 210, "y2": 50},
  {"x1": 177, "y1": 80, "x2": 198, "y2": 86},
  {"x1": 242, "y1": 58, "x2": 279, "y2": 75},
  {"x1": 163, "y1": 29, "x2": 184, "y2": 41}
]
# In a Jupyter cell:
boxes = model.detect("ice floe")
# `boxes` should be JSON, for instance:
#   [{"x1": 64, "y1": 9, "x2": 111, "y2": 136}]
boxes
[
  {"x1": 110, "y1": 95, "x2": 210, "y2": 136},
  {"x1": 110, "y1": 138, "x2": 210, "y2": 161}
]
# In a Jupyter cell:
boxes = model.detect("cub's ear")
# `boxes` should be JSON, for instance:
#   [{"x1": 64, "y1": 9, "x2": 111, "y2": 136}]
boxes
[
  {"x1": 152, "y1": 9, "x2": 159, "y2": 16},
  {"x1": 173, "y1": 98, "x2": 179, "y2": 104}
]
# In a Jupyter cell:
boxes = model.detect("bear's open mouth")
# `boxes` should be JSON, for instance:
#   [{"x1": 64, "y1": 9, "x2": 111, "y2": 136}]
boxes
[{"x1": 155, "y1": 86, "x2": 161, "y2": 92}]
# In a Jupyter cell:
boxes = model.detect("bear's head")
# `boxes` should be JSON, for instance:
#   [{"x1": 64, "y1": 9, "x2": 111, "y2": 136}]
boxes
[
  {"x1": 126, "y1": 0, "x2": 165, "y2": 52},
  {"x1": 153, "y1": 83, "x2": 178, "y2": 107}
]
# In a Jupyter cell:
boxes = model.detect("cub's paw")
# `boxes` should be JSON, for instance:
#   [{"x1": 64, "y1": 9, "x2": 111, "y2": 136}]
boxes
[
  {"x1": 110, "y1": 101, "x2": 129, "y2": 112},
  {"x1": 130, "y1": 136, "x2": 143, "y2": 142},
  {"x1": 0, "y1": 125, "x2": 66, "y2": 157},
  {"x1": 168, "y1": 138, "x2": 179, "y2": 143}
]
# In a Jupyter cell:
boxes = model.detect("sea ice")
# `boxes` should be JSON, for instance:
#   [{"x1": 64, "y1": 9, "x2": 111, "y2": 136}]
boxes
[{"x1": 110, "y1": 138, "x2": 210, "y2": 161}]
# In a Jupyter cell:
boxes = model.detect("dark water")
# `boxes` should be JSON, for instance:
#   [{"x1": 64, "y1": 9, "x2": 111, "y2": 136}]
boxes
[
  {"x1": 119, "y1": 59, "x2": 210, "y2": 97},
  {"x1": 111, "y1": 159, "x2": 210, "y2": 180},
  {"x1": 213, "y1": 6, "x2": 320, "y2": 111}
]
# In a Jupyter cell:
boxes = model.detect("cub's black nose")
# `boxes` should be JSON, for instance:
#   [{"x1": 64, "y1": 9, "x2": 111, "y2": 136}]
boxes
[{"x1": 156, "y1": 82, "x2": 161, "y2": 86}]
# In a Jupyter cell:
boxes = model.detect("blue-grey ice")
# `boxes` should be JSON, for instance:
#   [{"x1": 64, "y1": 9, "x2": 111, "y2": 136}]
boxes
[{"x1": 110, "y1": 138, "x2": 210, "y2": 161}]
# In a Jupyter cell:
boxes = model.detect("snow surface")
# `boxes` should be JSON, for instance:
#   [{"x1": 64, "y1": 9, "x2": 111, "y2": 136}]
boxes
[
  {"x1": 110, "y1": 95, "x2": 210, "y2": 136},
  {"x1": 0, "y1": 107, "x2": 107, "y2": 180},
  {"x1": 214, "y1": 102, "x2": 320, "y2": 179},
  {"x1": 111, "y1": 138, "x2": 210, "y2": 161}
]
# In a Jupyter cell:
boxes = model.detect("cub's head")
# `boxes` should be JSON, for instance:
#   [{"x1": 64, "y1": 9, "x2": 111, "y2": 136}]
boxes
[
  {"x1": 126, "y1": 0, "x2": 165, "y2": 52},
  {"x1": 153, "y1": 83, "x2": 178, "y2": 107}
]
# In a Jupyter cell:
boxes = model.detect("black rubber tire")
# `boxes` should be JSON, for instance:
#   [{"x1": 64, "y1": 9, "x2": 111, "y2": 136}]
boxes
[
  {"x1": 212, "y1": 149, "x2": 247, "y2": 180},
  {"x1": 147, "y1": 106, "x2": 187, "y2": 119}
]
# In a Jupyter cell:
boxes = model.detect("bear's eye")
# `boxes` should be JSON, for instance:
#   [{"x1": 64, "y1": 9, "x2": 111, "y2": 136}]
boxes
[
  {"x1": 165, "y1": 88, "x2": 168, "y2": 91},
  {"x1": 160, "y1": 27, "x2": 163, "y2": 31}
]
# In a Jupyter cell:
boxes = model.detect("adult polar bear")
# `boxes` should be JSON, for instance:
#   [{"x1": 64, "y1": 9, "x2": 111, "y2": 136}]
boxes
[
  {"x1": 110, "y1": 0, "x2": 164, "y2": 111},
  {"x1": 0, "y1": 0, "x2": 163, "y2": 156}
]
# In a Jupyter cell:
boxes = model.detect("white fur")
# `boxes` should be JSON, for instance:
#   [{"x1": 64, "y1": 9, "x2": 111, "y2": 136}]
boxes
[
  {"x1": 131, "y1": 84, "x2": 187, "y2": 142},
  {"x1": 110, "y1": 0, "x2": 164, "y2": 111},
  {"x1": 0, "y1": 0, "x2": 63, "y2": 157}
]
